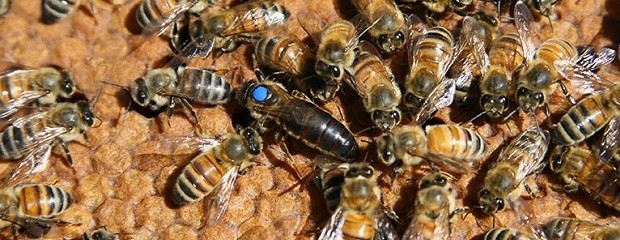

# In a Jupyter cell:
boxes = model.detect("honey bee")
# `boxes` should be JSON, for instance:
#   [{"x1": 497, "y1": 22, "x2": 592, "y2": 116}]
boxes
[
  {"x1": 81, "y1": 228, "x2": 119, "y2": 240},
  {"x1": 0, "y1": 184, "x2": 74, "y2": 239},
  {"x1": 315, "y1": 155, "x2": 349, "y2": 214},
  {"x1": 136, "y1": 0, "x2": 219, "y2": 34},
  {"x1": 346, "y1": 44, "x2": 401, "y2": 131},
  {"x1": 514, "y1": 1, "x2": 615, "y2": 116},
  {"x1": 172, "y1": 127, "x2": 262, "y2": 222},
  {"x1": 376, "y1": 124, "x2": 486, "y2": 174},
  {"x1": 484, "y1": 228, "x2": 538, "y2": 240},
  {"x1": 253, "y1": 32, "x2": 319, "y2": 97},
  {"x1": 0, "y1": 101, "x2": 95, "y2": 180},
  {"x1": 542, "y1": 217, "x2": 620, "y2": 240},
  {"x1": 549, "y1": 145, "x2": 620, "y2": 210},
  {"x1": 402, "y1": 172, "x2": 458, "y2": 240},
  {"x1": 42, "y1": 0, "x2": 80, "y2": 23},
  {"x1": 129, "y1": 65, "x2": 232, "y2": 121},
  {"x1": 236, "y1": 74, "x2": 360, "y2": 161},
  {"x1": 297, "y1": 17, "x2": 359, "y2": 101},
  {"x1": 0, "y1": 66, "x2": 76, "y2": 118},
  {"x1": 173, "y1": 1, "x2": 289, "y2": 58},
  {"x1": 0, "y1": 0, "x2": 10, "y2": 16},
  {"x1": 478, "y1": 127, "x2": 550, "y2": 215},
  {"x1": 319, "y1": 163, "x2": 398, "y2": 240},
  {"x1": 403, "y1": 26, "x2": 459, "y2": 124},
  {"x1": 350, "y1": 0, "x2": 407, "y2": 53},
  {"x1": 496, "y1": 0, "x2": 558, "y2": 27},
  {"x1": 401, "y1": 0, "x2": 472, "y2": 24}
]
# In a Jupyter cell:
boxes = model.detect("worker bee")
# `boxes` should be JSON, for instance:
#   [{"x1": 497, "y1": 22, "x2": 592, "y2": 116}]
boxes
[
  {"x1": 136, "y1": 0, "x2": 220, "y2": 34},
  {"x1": 81, "y1": 228, "x2": 119, "y2": 240},
  {"x1": 484, "y1": 228, "x2": 538, "y2": 240},
  {"x1": 402, "y1": 172, "x2": 458, "y2": 240},
  {"x1": 315, "y1": 155, "x2": 349, "y2": 214},
  {"x1": 376, "y1": 124, "x2": 486, "y2": 174},
  {"x1": 478, "y1": 127, "x2": 550, "y2": 215},
  {"x1": 173, "y1": 1, "x2": 289, "y2": 58},
  {"x1": 129, "y1": 65, "x2": 232, "y2": 122},
  {"x1": 346, "y1": 44, "x2": 401, "y2": 131},
  {"x1": 0, "y1": 101, "x2": 95, "y2": 181},
  {"x1": 514, "y1": 1, "x2": 615, "y2": 116},
  {"x1": 236, "y1": 74, "x2": 359, "y2": 161},
  {"x1": 297, "y1": 17, "x2": 360, "y2": 101},
  {"x1": 318, "y1": 163, "x2": 399, "y2": 240},
  {"x1": 172, "y1": 127, "x2": 262, "y2": 222},
  {"x1": 0, "y1": 184, "x2": 73, "y2": 239},
  {"x1": 496, "y1": 0, "x2": 558, "y2": 27},
  {"x1": 350, "y1": 0, "x2": 407, "y2": 53},
  {"x1": 253, "y1": 32, "x2": 319, "y2": 97},
  {"x1": 403, "y1": 26, "x2": 459, "y2": 124},
  {"x1": 400, "y1": 0, "x2": 472, "y2": 24},
  {"x1": 42, "y1": 0, "x2": 81, "y2": 23},
  {"x1": 0, "y1": 0, "x2": 10, "y2": 16},
  {"x1": 542, "y1": 217, "x2": 620, "y2": 240},
  {"x1": 0, "y1": 66, "x2": 75, "y2": 118},
  {"x1": 549, "y1": 145, "x2": 620, "y2": 210}
]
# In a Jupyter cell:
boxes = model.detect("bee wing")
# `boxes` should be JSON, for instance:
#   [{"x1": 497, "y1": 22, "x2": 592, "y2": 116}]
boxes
[
  {"x1": 142, "y1": 1, "x2": 196, "y2": 35},
  {"x1": 228, "y1": 3, "x2": 289, "y2": 35},
  {"x1": 424, "y1": 153, "x2": 473, "y2": 174},
  {"x1": 375, "y1": 212, "x2": 399, "y2": 240},
  {"x1": 297, "y1": 12, "x2": 326, "y2": 48},
  {"x1": 575, "y1": 47, "x2": 616, "y2": 71},
  {"x1": 499, "y1": 127, "x2": 550, "y2": 183},
  {"x1": 10, "y1": 110, "x2": 48, "y2": 128},
  {"x1": 414, "y1": 78, "x2": 456, "y2": 125},
  {"x1": 9, "y1": 141, "x2": 54, "y2": 184},
  {"x1": 318, "y1": 207, "x2": 345, "y2": 240},
  {"x1": 595, "y1": 116, "x2": 620, "y2": 163},
  {"x1": 461, "y1": 16, "x2": 490, "y2": 75},
  {"x1": 514, "y1": 0, "x2": 540, "y2": 63},
  {"x1": 402, "y1": 210, "x2": 450, "y2": 240},
  {"x1": 205, "y1": 166, "x2": 239, "y2": 224},
  {"x1": 0, "y1": 90, "x2": 50, "y2": 118},
  {"x1": 541, "y1": 218, "x2": 602, "y2": 239},
  {"x1": 554, "y1": 60, "x2": 614, "y2": 95}
]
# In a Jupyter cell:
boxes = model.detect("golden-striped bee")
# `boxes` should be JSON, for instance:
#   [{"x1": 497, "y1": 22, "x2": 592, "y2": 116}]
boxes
[
  {"x1": 403, "y1": 26, "x2": 459, "y2": 125},
  {"x1": 0, "y1": 66, "x2": 75, "y2": 118},
  {"x1": 81, "y1": 228, "x2": 119, "y2": 240},
  {"x1": 496, "y1": 0, "x2": 558, "y2": 27},
  {"x1": 318, "y1": 163, "x2": 398, "y2": 240},
  {"x1": 0, "y1": 0, "x2": 10, "y2": 16},
  {"x1": 171, "y1": 127, "x2": 262, "y2": 222},
  {"x1": 315, "y1": 155, "x2": 349, "y2": 214},
  {"x1": 346, "y1": 44, "x2": 401, "y2": 131},
  {"x1": 236, "y1": 74, "x2": 359, "y2": 161},
  {"x1": 514, "y1": 1, "x2": 615, "y2": 116},
  {"x1": 173, "y1": 1, "x2": 289, "y2": 58},
  {"x1": 298, "y1": 17, "x2": 360, "y2": 101},
  {"x1": 478, "y1": 127, "x2": 550, "y2": 215},
  {"x1": 129, "y1": 65, "x2": 232, "y2": 120},
  {"x1": 401, "y1": 0, "x2": 472, "y2": 24},
  {"x1": 136, "y1": 0, "x2": 220, "y2": 35},
  {"x1": 253, "y1": 32, "x2": 319, "y2": 97},
  {"x1": 350, "y1": 0, "x2": 407, "y2": 54},
  {"x1": 0, "y1": 184, "x2": 73, "y2": 239},
  {"x1": 376, "y1": 124, "x2": 486, "y2": 174},
  {"x1": 403, "y1": 172, "x2": 459, "y2": 240},
  {"x1": 0, "y1": 101, "x2": 95, "y2": 181},
  {"x1": 484, "y1": 228, "x2": 538, "y2": 240},
  {"x1": 542, "y1": 217, "x2": 620, "y2": 240}
]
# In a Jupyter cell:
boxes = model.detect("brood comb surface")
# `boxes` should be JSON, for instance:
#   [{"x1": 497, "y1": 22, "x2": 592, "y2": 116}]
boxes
[{"x1": 0, "y1": 0, "x2": 619, "y2": 239}]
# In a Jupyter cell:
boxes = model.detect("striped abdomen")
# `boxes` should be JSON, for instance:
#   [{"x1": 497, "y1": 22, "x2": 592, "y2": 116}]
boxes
[
  {"x1": 499, "y1": 127, "x2": 549, "y2": 167},
  {"x1": 342, "y1": 212, "x2": 375, "y2": 240},
  {"x1": 318, "y1": 20, "x2": 356, "y2": 62},
  {"x1": 172, "y1": 149, "x2": 232, "y2": 205},
  {"x1": 0, "y1": 70, "x2": 38, "y2": 107},
  {"x1": 426, "y1": 124, "x2": 486, "y2": 160},
  {"x1": 411, "y1": 27, "x2": 454, "y2": 75},
  {"x1": 576, "y1": 159, "x2": 620, "y2": 211},
  {"x1": 552, "y1": 95, "x2": 612, "y2": 146},
  {"x1": 535, "y1": 38, "x2": 578, "y2": 71},
  {"x1": 136, "y1": 0, "x2": 198, "y2": 33},
  {"x1": 277, "y1": 98, "x2": 359, "y2": 161},
  {"x1": 254, "y1": 34, "x2": 315, "y2": 79},
  {"x1": 350, "y1": 51, "x2": 399, "y2": 110},
  {"x1": 484, "y1": 228, "x2": 537, "y2": 240},
  {"x1": 0, "y1": 0, "x2": 10, "y2": 16},
  {"x1": 42, "y1": 0, "x2": 79, "y2": 23},
  {"x1": 320, "y1": 167, "x2": 346, "y2": 213},
  {"x1": 0, "y1": 118, "x2": 47, "y2": 160},
  {"x1": 215, "y1": 1, "x2": 289, "y2": 36},
  {"x1": 15, "y1": 184, "x2": 73, "y2": 219},
  {"x1": 177, "y1": 67, "x2": 232, "y2": 105},
  {"x1": 488, "y1": 33, "x2": 524, "y2": 73}
]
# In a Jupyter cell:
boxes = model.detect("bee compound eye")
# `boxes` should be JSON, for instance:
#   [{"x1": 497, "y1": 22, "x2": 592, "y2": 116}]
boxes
[{"x1": 329, "y1": 66, "x2": 341, "y2": 78}]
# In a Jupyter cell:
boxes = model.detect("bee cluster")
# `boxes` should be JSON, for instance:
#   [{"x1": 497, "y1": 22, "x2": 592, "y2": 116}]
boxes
[{"x1": 0, "y1": 0, "x2": 618, "y2": 239}]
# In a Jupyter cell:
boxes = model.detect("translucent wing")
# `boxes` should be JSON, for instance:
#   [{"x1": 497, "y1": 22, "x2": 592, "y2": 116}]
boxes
[
  {"x1": 554, "y1": 60, "x2": 614, "y2": 95},
  {"x1": 595, "y1": 116, "x2": 620, "y2": 163},
  {"x1": 297, "y1": 12, "x2": 325, "y2": 48},
  {"x1": 424, "y1": 153, "x2": 473, "y2": 174},
  {"x1": 225, "y1": 3, "x2": 289, "y2": 36},
  {"x1": 514, "y1": 0, "x2": 540, "y2": 63},
  {"x1": 205, "y1": 166, "x2": 239, "y2": 224},
  {"x1": 414, "y1": 78, "x2": 456, "y2": 125},
  {"x1": 461, "y1": 16, "x2": 490, "y2": 76},
  {"x1": 542, "y1": 218, "x2": 603, "y2": 240},
  {"x1": 575, "y1": 47, "x2": 616, "y2": 71},
  {"x1": 0, "y1": 91, "x2": 50, "y2": 118},
  {"x1": 134, "y1": 136, "x2": 223, "y2": 157},
  {"x1": 10, "y1": 111, "x2": 48, "y2": 128},
  {"x1": 498, "y1": 127, "x2": 550, "y2": 183},
  {"x1": 318, "y1": 207, "x2": 345, "y2": 240},
  {"x1": 9, "y1": 143, "x2": 53, "y2": 184},
  {"x1": 142, "y1": 1, "x2": 198, "y2": 36},
  {"x1": 375, "y1": 212, "x2": 399, "y2": 240}
]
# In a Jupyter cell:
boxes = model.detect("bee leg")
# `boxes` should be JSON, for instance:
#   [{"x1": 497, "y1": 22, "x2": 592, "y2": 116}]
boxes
[
  {"x1": 424, "y1": 10, "x2": 439, "y2": 26},
  {"x1": 179, "y1": 98, "x2": 204, "y2": 133},
  {"x1": 276, "y1": 136, "x2": 305, "y2": 180},
  {"x1": 558, "y1": 80, "x2": 576, "y2": 105},
  {"x1": 58, "y1": 140, "x2": 73, "y2": 167}
]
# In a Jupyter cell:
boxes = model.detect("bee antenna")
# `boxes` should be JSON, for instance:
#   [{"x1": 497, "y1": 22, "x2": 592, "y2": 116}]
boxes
[
  {"x1": 502, "y1": 107, "x2": 519, "y2": 122},
  {"x1": 354, "y1": 126, "x2": 378, "y2": 136},
  {"x1": 99, "y1": 80, "x2": 129, "y2": 91},
  {"x1": 547, "y1": 15, "x2": 555, "y2": 33},
  {"x1": 467, "y1": 110, "x2": 488, "y2": 124}
]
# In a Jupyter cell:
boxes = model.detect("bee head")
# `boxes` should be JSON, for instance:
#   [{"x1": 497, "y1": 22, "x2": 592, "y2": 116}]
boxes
[
  {"x1": 58, "y1": 70, "x2": 75, "y2": 98},
  {"x1": 376, "y1": 134, "x2": 398, "y2": 166},
  {"x1": 240, "y1": 127, "x2": 263, "y2": 155},
  {"x1": 77, "y1": 101, "x2": 95, "y2": 128},
  {"x1": 377, "y1": 30, "x2": 405, "y2": 54},
  {"x1": 477, "y1": 188, "x2": 505, "y2": 214},
  {"x1": 480, "y1": 94, "x2": 509, "y2": 119},
  {"x1": 129, "y1": 78, "x2": 152, "y2": 107},
  {"x1": 516, "y1": 86, "x2": 544, "y2": 113},
  {"x1": 371, "y1": 109, "x2": 401, "y2": 132}
]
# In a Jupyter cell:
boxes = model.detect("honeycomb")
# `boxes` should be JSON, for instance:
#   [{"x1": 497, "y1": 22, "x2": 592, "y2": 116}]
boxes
[{"x1": 0, "y1": 0, "x2": 619, "y2": 239}]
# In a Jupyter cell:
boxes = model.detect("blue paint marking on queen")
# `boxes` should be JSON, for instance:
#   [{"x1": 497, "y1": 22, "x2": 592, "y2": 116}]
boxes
[{"x1": 252, "y1": 86, "x2": 269, "y2": 102}]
